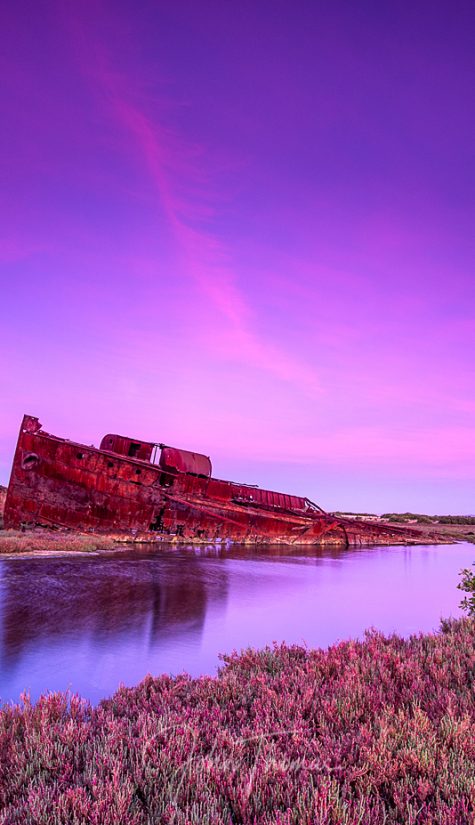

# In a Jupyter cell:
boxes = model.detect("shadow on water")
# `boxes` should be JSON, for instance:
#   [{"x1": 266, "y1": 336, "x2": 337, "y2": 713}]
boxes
[{"x1": 0, "y1": 542, "x2": 473, "y2": 704}]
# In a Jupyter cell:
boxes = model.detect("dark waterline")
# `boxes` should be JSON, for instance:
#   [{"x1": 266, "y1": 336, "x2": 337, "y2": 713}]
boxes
[{"x1": 0, "y1": 542, "x2": 473, "y2": 705}]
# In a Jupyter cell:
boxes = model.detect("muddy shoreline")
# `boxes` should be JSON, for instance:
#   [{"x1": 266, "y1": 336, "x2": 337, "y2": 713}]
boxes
[{"x1": 0, "y1": 522, "x2": 470, "y2": 556}]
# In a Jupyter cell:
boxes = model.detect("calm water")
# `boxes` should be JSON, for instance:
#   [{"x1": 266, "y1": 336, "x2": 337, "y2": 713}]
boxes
[{"x1": 0, "y1": 542, "x2": 473, "y2": 705}]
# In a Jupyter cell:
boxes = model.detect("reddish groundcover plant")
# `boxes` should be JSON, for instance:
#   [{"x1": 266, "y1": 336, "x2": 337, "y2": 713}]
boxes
[{"x1": 0, "y1": 618, "x2": 474, "y2": 824}]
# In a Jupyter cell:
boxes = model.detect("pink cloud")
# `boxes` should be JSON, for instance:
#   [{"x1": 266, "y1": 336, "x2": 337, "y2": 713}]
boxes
[{"x1": 63, "y1": 19, "x2": 322, "y2": 396}]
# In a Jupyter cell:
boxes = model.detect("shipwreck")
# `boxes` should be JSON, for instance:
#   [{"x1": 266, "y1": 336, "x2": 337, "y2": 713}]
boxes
[{"x1": 4, "y1": 414, "x2": 424, "y2": 546}]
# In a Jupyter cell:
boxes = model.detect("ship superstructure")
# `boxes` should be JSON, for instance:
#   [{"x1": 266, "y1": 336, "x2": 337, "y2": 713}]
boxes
[{"x1": 4, "y1": 415, "x2": 422, "y2": 546}]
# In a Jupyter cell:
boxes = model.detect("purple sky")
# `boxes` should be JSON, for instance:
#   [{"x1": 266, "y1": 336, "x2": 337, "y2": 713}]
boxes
[{"x1": 1, "y1": 1, "x2": 474, "y2": 513}]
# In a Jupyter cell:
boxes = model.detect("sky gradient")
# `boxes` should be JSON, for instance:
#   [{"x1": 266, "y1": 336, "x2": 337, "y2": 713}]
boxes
[{"x1": 1, "y1": 1, "x2": 474, "y2": 513}]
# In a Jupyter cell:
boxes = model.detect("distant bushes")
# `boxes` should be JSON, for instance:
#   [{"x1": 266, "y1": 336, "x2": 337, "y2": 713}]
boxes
[
  {"x1": 381, "y1": 513, "x2": 475, "y2": 525},
  {"x1": 385, "y1": 513, "x2": 434, "y2": 524},
  {"x1": 0, "y1": 485, "x2": 6, "y2": 529},
  {"x1": 332, "y1": 512, "x2": 378, "y2": 518},
  {"x1": 1, "y1": 620, "x2": 475, "y2": 823},
  {"x1": 333, "y1": 512, "x2": 475, "y2": 526}
]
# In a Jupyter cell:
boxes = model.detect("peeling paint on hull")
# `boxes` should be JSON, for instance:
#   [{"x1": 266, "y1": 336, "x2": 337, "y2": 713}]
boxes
[{"x1": 4, "y1": 415, "x2": 424, "y2": 547}]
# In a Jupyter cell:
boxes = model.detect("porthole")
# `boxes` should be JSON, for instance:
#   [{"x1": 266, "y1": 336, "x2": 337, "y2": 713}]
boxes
[{"x1": 22, "y1": 453, "x2": 39, "y2": 470}]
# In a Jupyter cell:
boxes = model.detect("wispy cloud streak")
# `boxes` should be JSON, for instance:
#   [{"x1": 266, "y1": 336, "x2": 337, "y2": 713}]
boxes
[{"x1": 69, "y1": 21, "x2": 321, "y2": 394}]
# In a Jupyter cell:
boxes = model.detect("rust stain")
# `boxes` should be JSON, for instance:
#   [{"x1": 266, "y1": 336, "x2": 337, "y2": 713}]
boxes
[{"x1": 4, "y1": 415, "x2": 423, "y2": 546}]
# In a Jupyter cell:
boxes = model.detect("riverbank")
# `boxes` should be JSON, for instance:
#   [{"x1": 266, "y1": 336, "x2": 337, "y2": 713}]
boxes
[
  {"x1": 0, "y1": 526, "x2": 456, "y2": 555},
  {"x1": 333, "y1": 510, "x2": 475, "y2": 545},
  {"x1": 0, "y1": 524, "x2": 464, "y2": 555},
  {"x1": 0, "y1": 618, "x2": 474, "y2": 823},
  {"x1": 392, "y1": 521, "x2": 475, "y2": 544},
  {"x1": 0, "y1": 529, "x2": 120, "y2": 555}
]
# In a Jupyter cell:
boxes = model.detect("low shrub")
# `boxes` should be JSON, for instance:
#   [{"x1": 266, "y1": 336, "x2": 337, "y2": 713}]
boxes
[
  {"x1": 0, "y1": 531, "x2": 117, "y2": 555},
  {"x1": 1, "y1": 619, "x2": 475, "y2": 823},
  {"x1": 459, "y1": 564, "x2": 475, "y2": 616}
]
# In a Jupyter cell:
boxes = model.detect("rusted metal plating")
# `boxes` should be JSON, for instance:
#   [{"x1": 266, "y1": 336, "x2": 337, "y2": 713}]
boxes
[{"x1": 4, "y1": 415, "x2": 421, "y2": 546}]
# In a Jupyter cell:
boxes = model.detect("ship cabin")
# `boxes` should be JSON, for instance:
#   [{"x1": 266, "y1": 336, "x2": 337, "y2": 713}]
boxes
[
  {"x1": 99, "y1": 434, "x2": 212, "y2": 481},
  {"x1": 100, "y1": 434, "x2": 156, "y2": 462}
]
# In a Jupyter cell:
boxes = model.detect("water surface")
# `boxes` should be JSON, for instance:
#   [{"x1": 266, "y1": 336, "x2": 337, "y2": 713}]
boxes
[{"x1": 0, "y1": 542, "x2": 473, "y2": 704}]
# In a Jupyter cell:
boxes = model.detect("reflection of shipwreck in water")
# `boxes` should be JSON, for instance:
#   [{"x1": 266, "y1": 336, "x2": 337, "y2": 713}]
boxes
[
  {"x1": 5, "y1": 415, "x2": 423, "y2": 546},
  {"x1": 1, "y1": 554, "x2": 227, "y2": 666}
]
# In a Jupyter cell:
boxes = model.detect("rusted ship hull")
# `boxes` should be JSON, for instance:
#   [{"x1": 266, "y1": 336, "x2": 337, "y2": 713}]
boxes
[{"x1": 4, "y1": 415, "x2": 422, "y2": 547}]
